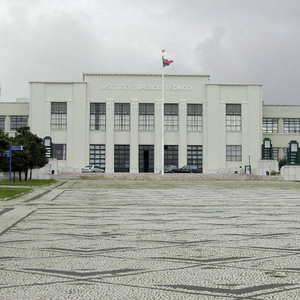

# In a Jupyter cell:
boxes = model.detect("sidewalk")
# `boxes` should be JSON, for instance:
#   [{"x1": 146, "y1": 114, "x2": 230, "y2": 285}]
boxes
[{"x1": 0, "y1": 180, "x2": 299, "y2": 299}]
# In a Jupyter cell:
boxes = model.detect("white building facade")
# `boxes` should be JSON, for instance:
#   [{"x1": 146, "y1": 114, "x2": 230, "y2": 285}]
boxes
[
  {"x1": 27, "y1": 73, "x2": 262, "y2": 174},
  {"x1": 2, "y1": 72, "x2": 300, "y2": 175}
]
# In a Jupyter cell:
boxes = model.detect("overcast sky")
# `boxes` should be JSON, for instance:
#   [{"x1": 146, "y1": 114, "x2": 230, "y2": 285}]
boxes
[{"x1": 0, "y1": 0, "x2": 300, "y2": 105}]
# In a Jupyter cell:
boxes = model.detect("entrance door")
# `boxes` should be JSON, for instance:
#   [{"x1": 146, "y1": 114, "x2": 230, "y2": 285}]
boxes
[
  {"x1": 139, "y1": 145, "x2": 154, "y2": 173},
  {"x1": 143, "y1": 150, "x2": 149, "y2": 173}
]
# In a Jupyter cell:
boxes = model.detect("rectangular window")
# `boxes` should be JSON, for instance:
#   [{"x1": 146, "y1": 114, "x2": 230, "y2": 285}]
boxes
[
  {"x1": 10, "y1": 116, "x2": 28, "y2": 131},
  {"x1": 187, "y1": 104, "x2": 203, "y2": 132},
  {"x1": 262, "y1": 118, "x2": 278, "y2": 133},
  {"x1": 90, "y1": 103, "x2": 106, "y2": 131},
  {"x1": 283, "y1": 118, "x2": 300, "y2": 133},
  {"x1": 53, "y1": 144, "x2": 67, "y2": 160},
  {"x1": 226, "y1": 145, "x2": 242, "y2": 161},
  {"x1": 0, "y1": 116, "x2": 5, "y2": 131},
  {"x1": 89, "y1": 144, "x2": 105, "y2": 168},
  {"x1": 164, "y1": 145, "x2": 178, "y2": 166},
  {"x1": 114, "y1": 103, "x2": 130, "y2": 131},
  {"x1": 283, "y1": 148, "x2": 288, "y2": 158},
  {"x1": 272, "y1": 147, "x2": 279, "y2": 160},
  {"x1": 114, "y1": 145, "x2": 130, "y2": 172},
  {"x1": 51, "y1": 102, "x2": 67, "y2": 130},
  {"x1": 187, "y1": 145, "x2": 203, "y2": 170},
  {"x1": 164, "y1": 104, "x2": 178, "y2": 131},
  {"x1": 226, "y1": 104, "x2": 241, "y2": 132},
  {"x1": 139, "y1": 103, "x2": 154, "y2": 131}
]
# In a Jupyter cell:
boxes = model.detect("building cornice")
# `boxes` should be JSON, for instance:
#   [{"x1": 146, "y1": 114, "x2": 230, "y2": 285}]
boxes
[
  {"x1": 83, "y1": 73, "x2": 210, "y2": 78},
  {"x1": 207, "y1": 83, "x2": 263, "y2": 86},
  {"x1": 29, "y1": 81, "x2": 87, "y2": 84}
]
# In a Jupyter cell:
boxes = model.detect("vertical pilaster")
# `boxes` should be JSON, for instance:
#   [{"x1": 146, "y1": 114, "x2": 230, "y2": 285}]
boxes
[
  {"x1": 179, "y1": 99, "x2": 187, "y2": 167},
  {"x1": 130, "y1": 99, "x2": 139, "y2": 173},
  {"x1": 106, "y1": 98, "x2": 114, "y2": 173},
  {"x1": 155, "y1": 98, "x2": 163, "y2": 173}
]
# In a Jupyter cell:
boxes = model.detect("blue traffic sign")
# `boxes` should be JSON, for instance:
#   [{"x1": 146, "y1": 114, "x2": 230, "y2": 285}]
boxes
[{"x1": 11, "y1": 145, "x2": 23, "y2": 151}]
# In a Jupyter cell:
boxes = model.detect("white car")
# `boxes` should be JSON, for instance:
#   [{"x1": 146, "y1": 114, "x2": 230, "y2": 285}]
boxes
[{"x1": 81, "y1": 165, "x2": 104, "y2": 173}]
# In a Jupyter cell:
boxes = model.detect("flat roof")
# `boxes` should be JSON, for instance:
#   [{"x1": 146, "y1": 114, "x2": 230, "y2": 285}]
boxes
[{"x1": 83, "y1": 73, "x2": 211, "y2": 78}]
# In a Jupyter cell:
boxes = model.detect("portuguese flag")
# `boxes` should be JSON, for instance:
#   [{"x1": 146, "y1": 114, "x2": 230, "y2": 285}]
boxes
[{"x1": 162, "y1": 57, "x2": 173, "y2": 67}]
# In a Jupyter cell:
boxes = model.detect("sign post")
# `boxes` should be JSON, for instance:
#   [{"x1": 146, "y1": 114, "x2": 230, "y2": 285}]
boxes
[{"x1": 9, "y1": 145, "x2": 23, "y2": 186}]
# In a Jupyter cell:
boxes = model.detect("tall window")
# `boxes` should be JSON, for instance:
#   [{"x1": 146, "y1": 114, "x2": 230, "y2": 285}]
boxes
[
  {"x1": 164, "y1": 145, "x2": 178, "y2": 166},
  {"x1": 90, "y1": 103, "x2": 106, "y2": 131},
  {"x1": 187, "y1": 104, "x2": 202, "y2": 132},
  {"x1": 10, "y1": 116, "x2": 28, "y2": 131},
  {"x1": 53, "y1": 144, "x2": 67, "y2": 160},
  {"x1": 139, "y1": 103, "x2": 154, "y2": 131},
  {"x1": 187, "y1": 145, "x2": 203, "y2": 170},
  {"x1": 283, "y1": 118, "x2": 300, "y2": 133},
  {"x1": 226, "y1": 145, "x2": 242, "y2": 161},
  {"x1": 51, "y1": 102, "x2": 67, "y2": 130},
  {"x1": 0, "y1": 116, "x2": 5, "y2": 131},
  {"x1": 226, "y1": 104, "x2": 241, "y2": 132},
  {"x1": 114, "y1": 145, "x2": 130, "y2": 172},
  {"x1": 272, "y1": 147, "x2": 279, "y2": 160},
  {"x1": 115, "y1": 103, "x2": 130, "y2": 131},
  {"x1": 262, "y1": 118, "x2": 278, "y2": 133},
  {"x1": 164, "y1": 104, "x2": 178, "y2": 131},
  {"x1": 89, "y1": 144, "x2": 105, "y2": 168}
]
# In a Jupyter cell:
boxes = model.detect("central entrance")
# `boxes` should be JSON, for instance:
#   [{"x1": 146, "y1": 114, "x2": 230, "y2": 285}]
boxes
[{"x1": 139, "y1": 145, "x2": 154, "y2": 173}]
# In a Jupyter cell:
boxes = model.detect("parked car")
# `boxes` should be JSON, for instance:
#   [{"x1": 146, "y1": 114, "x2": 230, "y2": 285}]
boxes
[
  {"x1": 164, "y1": 164, "x2": 178, "y2": 173},
  {"x1": 173, "y1": 165, "x2": 202, "y2": 173},
  {"x1": 82, "y1": 165, "x2": 104, "y2": 173}
]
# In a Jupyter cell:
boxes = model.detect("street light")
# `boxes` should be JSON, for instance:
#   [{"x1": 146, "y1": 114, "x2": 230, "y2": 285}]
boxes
[{"x1": 245, "y1": 154, "x2": 251, "y2": 174}]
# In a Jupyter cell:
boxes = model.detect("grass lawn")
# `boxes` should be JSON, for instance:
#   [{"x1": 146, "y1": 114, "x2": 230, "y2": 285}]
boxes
[
  {"x1": 0, "y1": 179, "x2": 56, "y2": 187},
  {"x1": 0, "y1": 187, "x2": 32, "y2": 200}
]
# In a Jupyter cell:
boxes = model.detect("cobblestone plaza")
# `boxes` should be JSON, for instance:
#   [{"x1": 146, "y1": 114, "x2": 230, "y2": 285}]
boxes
[{"x1": 0, "y1": 178, "x2": 300, "y2": 299}]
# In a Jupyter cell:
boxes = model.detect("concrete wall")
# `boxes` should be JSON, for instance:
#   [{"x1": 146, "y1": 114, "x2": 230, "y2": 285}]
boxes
[{"x1": 0, "y1": 102, "x2": 29, "y2": 137}]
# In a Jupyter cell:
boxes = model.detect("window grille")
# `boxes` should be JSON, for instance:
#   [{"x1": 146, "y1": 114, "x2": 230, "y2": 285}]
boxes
[
  {"x1": 10, "y1": 116, "x2": 28, "y2": 131},
  {"x1": 139, "y1": 103, "x2": 154, "y2": 115},
  {"x1": 187, "y1": 104, "x2": 202, "y2": 116},
  {"x1": 164, "y1": 104, "x2": 178, "y2": 115},
  {"x1": 89, "y1": 144, "x2": 105, "y2": 168},
  {"x1": 90, "y1": 103, "x2": 106, "y2": 131},
  {"x1": 164, "y1": 104, "x2": 178, "y2": 131},
  {"x1": 226, "y1": 104, "x2": 241, "y2": 115},
  {"x1": 226, "y1": 104, "x2": 241, "y2": 132},
  {"x1": 262, "y1": 118, "x2": 278, "y2": 133},
  {"x1": 0, "y1": 116, "x2": 5, "y2": 131},
  {"x1": 139, "y1": 103, "x2": 154, "y2": 131},
  {"x1": 114, "y1": 103, "x2": 130, "y2": 131},
  {"x1": 226, "y1": 145, "x2": 242, "y2": 161},
  {"x1": 164, "y1": 145, "x2": 178, "y2": 166},
  {"x1": 187, "y1": 104, "x2": 203, "y2": 132},
  {"x1": 187, "y1": 145, "x2": 203, "y2": 170},
  {"x1": 272, "y1": 148, "x2": 279, "y2": 160},
  {"x1": 53, "y1": 144, "x2": 67, "y2": 160},
  {"x1": 51, "y1": 102, "x2": 67, "y2": 130},
  {"x1": 114, "y1": 145, "x2": 130, "y2": 172},
  {"x1": 283, "y1": 118, "x2": 300, "y2": 133}
]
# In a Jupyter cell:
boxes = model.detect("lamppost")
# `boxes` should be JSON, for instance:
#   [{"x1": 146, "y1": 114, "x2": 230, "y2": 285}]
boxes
[{"x1": 245, "y1": 154, "x2": 251, "y2": 174}]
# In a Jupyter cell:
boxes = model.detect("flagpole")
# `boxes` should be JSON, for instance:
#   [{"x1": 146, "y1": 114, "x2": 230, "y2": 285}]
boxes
[{"x1": 161, "y1": 49, "x2": 165, "y2": 176}]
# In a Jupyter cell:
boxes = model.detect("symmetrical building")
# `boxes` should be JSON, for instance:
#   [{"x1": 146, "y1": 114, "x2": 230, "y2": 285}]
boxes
[{"x1": 1, "y1": 72, "x2": 300, "y2": 174}]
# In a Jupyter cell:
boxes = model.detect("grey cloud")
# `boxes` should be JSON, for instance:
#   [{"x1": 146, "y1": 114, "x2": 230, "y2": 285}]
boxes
[{"x1": 1, "y1": 0, "x2": 300, "y2": 104}]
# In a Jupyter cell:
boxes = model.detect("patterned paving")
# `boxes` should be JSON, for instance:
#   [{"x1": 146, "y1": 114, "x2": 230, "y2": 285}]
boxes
[{"x1": 0, "y1": 181, "x2": 300, "y2": 299}]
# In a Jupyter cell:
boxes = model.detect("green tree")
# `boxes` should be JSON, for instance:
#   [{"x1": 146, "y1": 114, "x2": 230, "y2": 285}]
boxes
[
  {"x1": 0, "y1": 130, "x2": 11, "y2": 172},
  {"x1": 12, "y1": 127, "x2": 48, "y2": 181}
]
